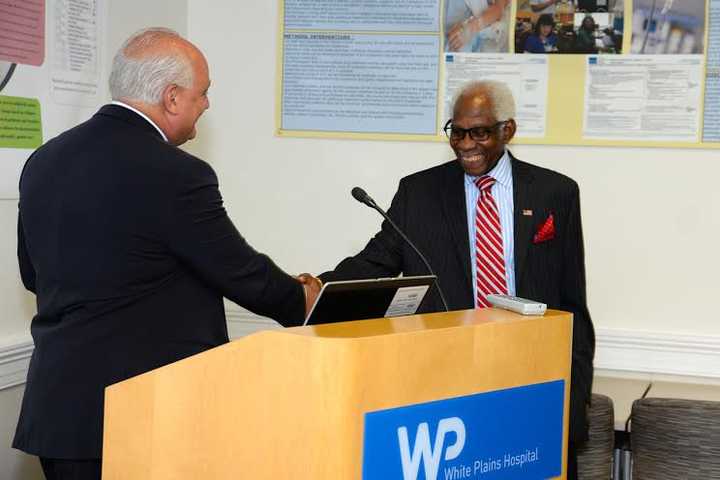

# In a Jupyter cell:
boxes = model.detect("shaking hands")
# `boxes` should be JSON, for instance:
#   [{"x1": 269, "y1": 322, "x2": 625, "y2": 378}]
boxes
[{"x1": 296, "y1": 273, "x2": 323, "y2": 318}]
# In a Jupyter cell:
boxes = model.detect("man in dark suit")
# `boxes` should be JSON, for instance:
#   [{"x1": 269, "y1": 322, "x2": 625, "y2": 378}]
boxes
[
  {"x1": 14, "y1": 28, "x2": 320, "y2": 480},
  {"x1": 322, "y1": 80, "x2": 594, "y2": 479}
]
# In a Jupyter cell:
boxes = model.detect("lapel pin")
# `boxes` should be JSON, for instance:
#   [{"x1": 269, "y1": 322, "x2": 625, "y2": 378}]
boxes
[{"x1": 522, "y1": 209, "x2": 533, "y2": 216}]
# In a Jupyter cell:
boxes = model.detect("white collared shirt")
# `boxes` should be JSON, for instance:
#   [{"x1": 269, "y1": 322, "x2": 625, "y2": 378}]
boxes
[
  {"x1": 110, "y1": 100, "x2": 168, "y2": 142},
  {"x1": 464, "y1": 150, "x2": 516, "y2": 304}
]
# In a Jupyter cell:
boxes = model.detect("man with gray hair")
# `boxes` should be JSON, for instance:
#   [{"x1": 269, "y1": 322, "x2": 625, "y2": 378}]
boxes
[
  {"x1": 321, "y1": 80, "x2": 594, "y2": 480},
  {"x1": 14, "y1": 28, "x2": 320, "y2": 479}
]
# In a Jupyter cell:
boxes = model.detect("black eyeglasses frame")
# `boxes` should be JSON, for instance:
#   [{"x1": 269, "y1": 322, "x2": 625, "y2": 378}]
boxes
[{"x1": 443, "y1": 120, "x2": 507, "y2": 142}]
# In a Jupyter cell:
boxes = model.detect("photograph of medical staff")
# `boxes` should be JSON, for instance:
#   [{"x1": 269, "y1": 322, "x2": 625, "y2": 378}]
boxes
[
  {"x1": 631, "y1": 0, "x2": 705, "y2": 54},
  {"x1": 444, "y1": 0, "x2": 512, "y2": 53},
  {"x1": 514, "y1": 0, "x2": 624, "y2": 54}
]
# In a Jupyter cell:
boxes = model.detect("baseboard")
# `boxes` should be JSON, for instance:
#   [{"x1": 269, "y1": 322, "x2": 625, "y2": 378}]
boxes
[{"x1": 2, "y1": 318, "x2": 718, "y2": 391}]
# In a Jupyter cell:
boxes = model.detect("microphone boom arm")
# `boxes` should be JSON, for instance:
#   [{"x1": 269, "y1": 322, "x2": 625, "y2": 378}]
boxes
[{"x1": 352, "y1": 187, "x2": 449, "y2": 313}]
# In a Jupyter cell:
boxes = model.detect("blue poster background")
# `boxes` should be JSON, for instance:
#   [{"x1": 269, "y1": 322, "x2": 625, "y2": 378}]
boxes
[{"x1": 363, "y1": 380, "x2": 564, "y2": 480}]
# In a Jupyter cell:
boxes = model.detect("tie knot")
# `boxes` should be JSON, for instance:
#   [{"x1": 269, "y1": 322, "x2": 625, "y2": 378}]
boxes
[{"x1": 475, "y1": 175, "x2": 496, "y2": 192}]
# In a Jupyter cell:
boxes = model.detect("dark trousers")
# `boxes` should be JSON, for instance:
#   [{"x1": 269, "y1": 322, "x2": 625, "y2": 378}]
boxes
[
  {"x1": 568, "y1": 441, "x2": 578, "y2": 480},
  {"x1": 40, "y1": 458, "x2": 101, "y2": 480}
]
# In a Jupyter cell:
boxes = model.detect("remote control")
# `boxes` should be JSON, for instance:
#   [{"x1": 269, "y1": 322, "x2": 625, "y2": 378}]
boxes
[{"x1": 486, "y1": 294, "x2": 547, "y2": 315}]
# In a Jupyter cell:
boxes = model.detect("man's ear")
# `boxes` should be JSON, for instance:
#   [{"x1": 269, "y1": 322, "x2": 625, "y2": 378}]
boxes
[
  {"x1": 501, "y1": 118, "x2": 517, "y2": 143},
  {"x1": 161, "y1": 84, "x2": 180, "y2": 114}
]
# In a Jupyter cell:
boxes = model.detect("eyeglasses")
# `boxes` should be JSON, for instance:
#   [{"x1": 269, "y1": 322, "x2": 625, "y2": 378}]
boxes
[{"x1": 443, "y1": 120, "x2": 506, "y2": 142}]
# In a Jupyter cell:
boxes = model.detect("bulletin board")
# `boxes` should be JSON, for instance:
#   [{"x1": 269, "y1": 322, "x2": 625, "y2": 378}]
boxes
[
  {"x1": 276, "y1": 0, "x2": 720, "y2": 149},
  {"x1": 0, "y1": 0, "x2": 108, "y2": 199}
]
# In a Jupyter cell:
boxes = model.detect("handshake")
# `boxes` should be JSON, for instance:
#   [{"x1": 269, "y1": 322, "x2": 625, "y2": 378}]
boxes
[{"x1": 296, "y1": 273, "x2": 323, "y2": 318}]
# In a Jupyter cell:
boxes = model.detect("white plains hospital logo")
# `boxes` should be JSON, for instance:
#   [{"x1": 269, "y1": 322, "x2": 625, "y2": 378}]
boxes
[{"x1": 397, "y1": 417, "x2": 466, "y2": 480}]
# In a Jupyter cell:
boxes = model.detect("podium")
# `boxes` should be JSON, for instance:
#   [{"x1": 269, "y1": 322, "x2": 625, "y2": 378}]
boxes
[{"x1": 102, "y1": 308, "x2": 571, "y2": 479}]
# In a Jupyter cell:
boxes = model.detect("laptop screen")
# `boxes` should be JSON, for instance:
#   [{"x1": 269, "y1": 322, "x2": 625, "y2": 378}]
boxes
[{"x1": 303, "y1": 275, "x2": 436, "y2": 326}]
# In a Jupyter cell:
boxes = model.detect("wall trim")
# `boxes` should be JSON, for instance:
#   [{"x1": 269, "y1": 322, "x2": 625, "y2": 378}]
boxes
[
  {"x1": 595, "y1": 327, "x2": 720, "y2": 379},
  {"x1": 2, "y1": 318, "x2": 718, "y2": 391},
  {"x1": 225, "y1": 310, "x2": 720, "y2": 380},
  {"x1": 225, "y1": 309, "x2": 281, "y2": 339},
  {"x1": 0, "y1": 335, "x2": 33, "y2": 391}
]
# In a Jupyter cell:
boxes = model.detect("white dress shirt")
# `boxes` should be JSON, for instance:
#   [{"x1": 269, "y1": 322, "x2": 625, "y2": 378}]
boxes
[{"x1": 464, "y1": 150, "x2": 516, "y2": 305}]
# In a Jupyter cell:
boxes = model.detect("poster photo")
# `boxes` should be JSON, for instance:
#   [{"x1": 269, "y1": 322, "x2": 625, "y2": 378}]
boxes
[
  {"x1": 630, "y1": 0, "x2": 706, "y2": 54},
  {"x1": 514, "y1": 0, "x2": 625, "y2": 54},
  {"x1": 444, "y1": 0, "x2": 513, "y2": 52}
]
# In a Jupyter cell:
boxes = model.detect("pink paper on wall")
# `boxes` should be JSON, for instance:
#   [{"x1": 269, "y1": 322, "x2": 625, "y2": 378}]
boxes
[{"x1": 0, "y1": 0, "x2": 46, "y2": 66}]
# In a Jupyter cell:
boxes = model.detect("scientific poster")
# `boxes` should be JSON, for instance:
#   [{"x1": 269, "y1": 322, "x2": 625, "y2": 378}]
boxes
[{"x1": 278, "y1": 0, "x2": 720, "y2": 150}]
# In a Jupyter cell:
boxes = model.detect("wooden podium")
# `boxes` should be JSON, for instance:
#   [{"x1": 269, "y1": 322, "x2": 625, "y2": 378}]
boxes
[{"x1": 102, "y1": 308, "x2": 571, "y2": 479}]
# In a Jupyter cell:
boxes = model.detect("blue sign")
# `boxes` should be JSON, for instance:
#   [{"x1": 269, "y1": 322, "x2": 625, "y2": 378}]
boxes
[{"x1": 362, "y1": 380, "x2": 564, "y2": 480}]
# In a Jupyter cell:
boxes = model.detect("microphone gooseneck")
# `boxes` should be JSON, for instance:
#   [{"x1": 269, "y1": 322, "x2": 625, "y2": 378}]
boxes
[{"x1": 350, "y1": 186, "x2": 449, "y2": 312}]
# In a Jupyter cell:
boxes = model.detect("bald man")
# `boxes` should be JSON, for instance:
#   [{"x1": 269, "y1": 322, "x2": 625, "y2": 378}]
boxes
[{"x1": 14, "y1": 28, "x2": 319, "y2": 479}]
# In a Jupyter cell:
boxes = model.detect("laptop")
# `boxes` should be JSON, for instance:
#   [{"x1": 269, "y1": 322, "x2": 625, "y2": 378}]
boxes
[{"x1": 303, "y1": 275, "x2": 436, "y2": 326}]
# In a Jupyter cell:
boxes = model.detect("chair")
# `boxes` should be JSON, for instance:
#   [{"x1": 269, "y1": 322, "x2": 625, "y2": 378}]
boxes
[
  {"x1": 577, "y1": 393, "x2": 615, "y2": 480},
  {"x1": 631, "y1": 398, "x2": 720, "y2": 479}
]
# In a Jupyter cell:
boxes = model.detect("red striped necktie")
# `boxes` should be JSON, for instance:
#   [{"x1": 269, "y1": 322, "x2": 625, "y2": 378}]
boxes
[{"x1": 474, "y1": 175, "x2": 508, "y2": 308}]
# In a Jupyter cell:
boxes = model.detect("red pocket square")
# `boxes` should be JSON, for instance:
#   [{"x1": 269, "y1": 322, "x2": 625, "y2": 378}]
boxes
[{"x1": 533, "y1": 213, "x2": 555, "y2": 244}]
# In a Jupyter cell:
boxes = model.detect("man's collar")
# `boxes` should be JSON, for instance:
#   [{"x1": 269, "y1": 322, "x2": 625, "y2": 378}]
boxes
[
  {"x1": 464, "y1": 150, "x2": 512, "y2": 187},
  {"x1": 110, "y1": 101, "x2": 168, "y2": 142}
]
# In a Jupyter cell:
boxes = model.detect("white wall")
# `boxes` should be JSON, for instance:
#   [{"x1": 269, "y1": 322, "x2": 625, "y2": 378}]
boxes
[
  {"x1": 1, "y1": 2, "x2": 718, "y2": 477},
  {"x1": 0, "y1": 2, "x2": 187, "y2": 478},
  {"x1": 186, "y1": 1, "x2": 720, "y2": 339}
]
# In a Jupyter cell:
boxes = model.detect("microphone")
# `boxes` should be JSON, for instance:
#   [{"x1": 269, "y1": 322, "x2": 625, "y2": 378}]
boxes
[
  {"x1": 351, "y1": 187, "x2": 449, "y2": 312},
  {"x1": 351, "y1": 186, "x2": 376, "y2": 208}
]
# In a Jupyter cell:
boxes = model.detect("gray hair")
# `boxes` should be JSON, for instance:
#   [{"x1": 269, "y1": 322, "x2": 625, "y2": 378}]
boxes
[
  {"x1": 453, "y1": 80, "x2": 516, "y2": 121},
  {"x1": 109, "y1": 27, "x2": 193, "y2": 104}
]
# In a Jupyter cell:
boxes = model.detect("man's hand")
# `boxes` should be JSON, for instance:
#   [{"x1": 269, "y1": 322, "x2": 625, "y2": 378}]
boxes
[
  {"x1": 447, "y1": 14, "x2": 491, "y2": 52},
  {"x1": 447, "y1": 20, "x2": 468, "y2": 51},
  {"x1": 296, "y1": 273, "x2": 323, "y2": 318}
]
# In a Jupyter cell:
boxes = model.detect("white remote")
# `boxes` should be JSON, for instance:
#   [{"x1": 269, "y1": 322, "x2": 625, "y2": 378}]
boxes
[{"x1": 486, "y1": 294, "x2": 547, "y2": 316}]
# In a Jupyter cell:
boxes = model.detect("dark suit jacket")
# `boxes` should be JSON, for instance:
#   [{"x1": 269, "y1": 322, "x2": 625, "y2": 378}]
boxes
[
  {"x1": 321, "y1": 154, "x2": 595, "y2": 443},
  {"x1": 14, "y1": 105, "x2": 305, "y2": 458}
]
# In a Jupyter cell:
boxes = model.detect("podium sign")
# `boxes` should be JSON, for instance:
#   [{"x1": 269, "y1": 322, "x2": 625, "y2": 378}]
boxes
[{"x1": 363, "y1": 380, "x2": 564, "y2": 480}]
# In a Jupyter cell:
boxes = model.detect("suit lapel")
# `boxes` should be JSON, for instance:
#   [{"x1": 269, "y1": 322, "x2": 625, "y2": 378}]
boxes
[
  {"x1": 442, "y1": 161, "x2": 472, "y2": 290},
  {"x1": 512, "y1": 155, "x2": 536, "y2": 284}
]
